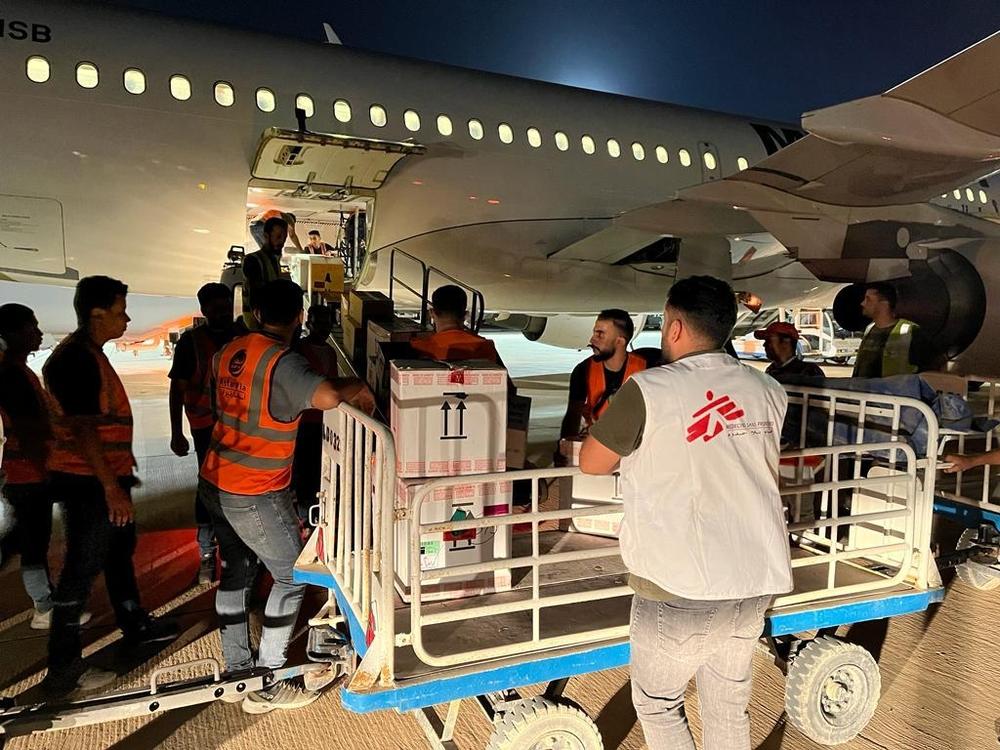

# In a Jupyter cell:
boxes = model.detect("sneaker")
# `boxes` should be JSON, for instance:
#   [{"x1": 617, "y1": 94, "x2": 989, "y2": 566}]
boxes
[
  {"x1": 40, "y1": 660, "x2": 116, "y2": 697},
  {"x1": 122, "y1": 612, "x2": 180, "y2": 646},
  {"x1": 241, "y1": 679, "x2": 321, "y2": 714},
  {"x1": 30, "y1": 609, "x2": 93, "y2": 631},
  {"x1": 198, "y1": 554, "x2": 217, "y2": 585}
]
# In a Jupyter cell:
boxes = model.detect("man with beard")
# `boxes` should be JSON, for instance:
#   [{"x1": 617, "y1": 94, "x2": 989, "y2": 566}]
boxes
[{"x1": 560, "y1": 309, "x2": 647, "y2": 441}]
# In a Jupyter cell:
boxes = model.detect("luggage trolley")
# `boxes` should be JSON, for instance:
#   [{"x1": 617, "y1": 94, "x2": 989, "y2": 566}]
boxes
[{"x1": 0, "y1": 386, "x2": 945, "y2": 747}]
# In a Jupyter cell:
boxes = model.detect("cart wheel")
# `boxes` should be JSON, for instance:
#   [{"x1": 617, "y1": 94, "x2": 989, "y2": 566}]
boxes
[
  {"x1": 955, "y1": 528, "x2": 1000, "y2": 591},
  {"x1": 785, "y1": 636, "x2": 881, "y2": 746},
  {"x1": 486, "y1": 696, "x2": 603, "y2": 750}
]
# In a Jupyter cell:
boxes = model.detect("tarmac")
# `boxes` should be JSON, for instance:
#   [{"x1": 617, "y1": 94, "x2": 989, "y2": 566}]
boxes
[{"x1": 1, "y1": 333, "x2": 996, "y2": 749}]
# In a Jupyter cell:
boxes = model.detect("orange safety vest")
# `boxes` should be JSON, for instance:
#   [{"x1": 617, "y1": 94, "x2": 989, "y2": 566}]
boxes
[
  {"x1": 410, "y1": 329, "x2": 498, "y2": 363},
  {"x1": 182, "y1": 326, "x2": 231, "y2": 431},
  {"x1": 0, "y1": 365, "x2": 51, "y2": 485},
  {"x1": 297, "y1": 339, "x2": 337, "y2": 425},
  {"x1": 200, "y1": 331, "x2": 301, "y2": 495},
  {"x1": 47, "y1": 334, "x2": 136, "y2": 477},
  {"x1": 584, "y1": 353, "x2": 646, "y2": 425}
]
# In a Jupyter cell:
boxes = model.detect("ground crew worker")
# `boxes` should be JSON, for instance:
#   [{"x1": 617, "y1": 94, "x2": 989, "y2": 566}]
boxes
[
  {"x1": 579, "y1": 276, "x2": 792, "y2": 750},
  {"x1": 241, "y1": 215, "x2": 292, "y2": 330},
  {"x1": 305, "y1": 230, "x2": 335, "y2": 256},
  {"x1": 852, "y1": 281, "x2": 927, "y2": 378},
  {"x1": 410, "y1": 285, "x2": 502, "y2": 363},
  {"x1": 292, "y1": 305, "x2": 338, "y2": 523},
  {"x1": 42, "y1": 276, "x2": 178, "y2": 696},
  {"x1": 0, "y1": 304, "x2": 92, "y2": 630},
  {"x1": 199, "y1": 279, "x2": 374, "y2": 714},
  {"x1": 754, "y1": 321, "x2": 825, "y2": 381},
  {"x1": 560, "y1": 309, "x2": 646, "y2": 441},
  {"x1": 168, "y1": 283, "x2": 235, "y2": 583}
]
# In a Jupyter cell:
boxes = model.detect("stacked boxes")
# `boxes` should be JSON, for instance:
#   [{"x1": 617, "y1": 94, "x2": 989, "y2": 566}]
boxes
[
  {"x1": 558, "y1": 437, "x2": 624, "y2": 539},
  {"x1": 366, "y1": 317, "x2": 425, "y2": 407},
  {"x1": 342, "y1": 291, "x2": 394, "y2": 374}
]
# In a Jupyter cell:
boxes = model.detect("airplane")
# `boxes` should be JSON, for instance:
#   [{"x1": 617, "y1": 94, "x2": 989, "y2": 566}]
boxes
[{"x1": 2, "y1": 1, "x2": 1000, "y2": 373}]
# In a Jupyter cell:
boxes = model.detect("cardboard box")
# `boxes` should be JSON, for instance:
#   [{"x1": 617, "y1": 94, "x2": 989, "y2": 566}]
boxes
[
  {"x1": 347, "y1": 290, "x2": 394, "y2": 328},
  {"x1": 341, "y1": 314, "x2": 366, "y2": 373},
  {"x1": 369, "y1": 341, "x2": 416, "y2": 409},
  {"x1": 390, "y1": 359, "x2": 507, "y2": 478},
  {"x1": 308, "y1": 258, "x2": 345, "y2": 301},
  {"x1": 366, "y1": 317, "x2": 425, "y2": 395},
  {"x1": 570, "y1": 500, "x2": 624, "y2": 538},
  {"x1": 394, "y1": 478, "x2": 512, "y2": 601},
  {"x1": 506, "y1": 394, "x2": 532, "y2": 469}
]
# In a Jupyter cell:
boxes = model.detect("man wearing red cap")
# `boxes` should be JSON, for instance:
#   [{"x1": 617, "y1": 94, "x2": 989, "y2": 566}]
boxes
[{"x1": 754, "y1": 322, "x2": 825, "y2": 381}]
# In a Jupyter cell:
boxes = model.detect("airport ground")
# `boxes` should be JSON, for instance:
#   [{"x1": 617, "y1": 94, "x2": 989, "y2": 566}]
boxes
[{"x1": 1, "y1": 333, "x2": 996, "y2": 749}]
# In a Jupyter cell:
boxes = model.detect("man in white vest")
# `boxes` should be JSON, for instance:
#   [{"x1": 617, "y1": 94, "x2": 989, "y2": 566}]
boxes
[{"x1": 580, "y1": 275, "x2": 792, "y2": 750}]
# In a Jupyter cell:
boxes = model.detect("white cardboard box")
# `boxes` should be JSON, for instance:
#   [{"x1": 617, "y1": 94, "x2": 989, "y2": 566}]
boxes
[
  {"x1": 394, "y1": 478, "x2": 512, "y2": 601},
  {"x1": 390, "y1": 360, "x2": 507, "y2": 478}
]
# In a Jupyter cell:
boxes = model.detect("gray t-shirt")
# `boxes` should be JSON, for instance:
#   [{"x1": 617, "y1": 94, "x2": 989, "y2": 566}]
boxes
[{"x1": 268, "y1": 351, "x2": 326, "y2": 421}]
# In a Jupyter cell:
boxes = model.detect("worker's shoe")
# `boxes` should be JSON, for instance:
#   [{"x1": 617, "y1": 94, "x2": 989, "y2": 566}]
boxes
[
  {"x1": 241, "y1": 679, "x2": 321, "y2": 714},
  {"x1": 198, "y1": 554, "x2": 217, "y2": 585},
  {"x1": 30, "y1": 608, "x2": 93, "y2": 631},
  {"x1": 40, "y1": 660, "x2": 116, "y2": 697},
  {"x1": 121, "y1": 612, "x2": 180, "y2": 647}
]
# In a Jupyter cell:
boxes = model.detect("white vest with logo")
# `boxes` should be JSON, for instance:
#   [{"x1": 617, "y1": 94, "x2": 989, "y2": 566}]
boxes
[{"x1": 620, "y1": 353, "x2": 794, "y2": 600}]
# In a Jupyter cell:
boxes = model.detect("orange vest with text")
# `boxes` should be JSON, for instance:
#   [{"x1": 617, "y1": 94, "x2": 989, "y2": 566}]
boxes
[
  {"x1": 584, "y1": 353, "x2": 647, "y2": 425},
  {"x1": 410, "y1": 329, "x2": 499, "y2": 363},
  {"x1": 47, "y1": 335, "x2": 136, "y2": 477},
  {"x1": 0, "y1": 365, "x2": 52, "y2": 485},
  {"x1": 183, "y1": 326, "x2": 228, "y2": 431},
  {"x1": 297, "y1": 340, "x2": 337, "y2": 425},
  {"x1": 200, "y1": 332, "x2": 300, "y2": 495}
]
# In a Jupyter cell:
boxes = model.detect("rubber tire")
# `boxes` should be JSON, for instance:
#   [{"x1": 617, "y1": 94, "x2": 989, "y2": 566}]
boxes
[
  {"x1": 785, "y1": 636, "x2": 881, "y2": 746},
  {"x1": 955, "y1": 528, "x2": 1000, "y2": 591},
  {"x1": 486, "y1": 697, "x2": 604, "y2": 750}
]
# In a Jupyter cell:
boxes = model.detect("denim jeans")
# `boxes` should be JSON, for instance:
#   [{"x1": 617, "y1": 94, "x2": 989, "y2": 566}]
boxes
[
  {"x1": 629, "y1": 594, "x2": 770, "y2": 750},
  {"x1": 201, "y1": 481, "x2": 305, "y2": 671},
  {"x1": 191, "y1": 427, "x2": 216, "y2": 558},
  {"x1": 3, "y1": 482, "x2": 54, "y2": 612}
]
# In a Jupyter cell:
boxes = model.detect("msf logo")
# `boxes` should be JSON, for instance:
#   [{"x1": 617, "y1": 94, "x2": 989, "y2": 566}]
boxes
[{"x1": 686, "y1": 391, "x2": 745, "y2": 444}]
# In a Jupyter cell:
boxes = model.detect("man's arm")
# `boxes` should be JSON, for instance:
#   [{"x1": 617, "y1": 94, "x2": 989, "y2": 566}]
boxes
[
  {"x1": 580, "y1": 434, "x2": 622, "y2": 475},
  {"x1": 560, "y1": 361, "x2": 589, "y2": 440},
  {"x1": 943, "y1": 448, "x2": 1000, "y2": 473},
  {"x1": 311, "y1": 377, "x2": 375, "y2": 415},
  {"x1": 579, "y1": 380, "x2": 646, "y2": 475}
]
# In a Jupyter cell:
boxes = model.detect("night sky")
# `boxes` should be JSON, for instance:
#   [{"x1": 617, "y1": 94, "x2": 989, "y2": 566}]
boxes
[{"x1": 100, "y1": 0, "x2": 1000, "y2": 122}]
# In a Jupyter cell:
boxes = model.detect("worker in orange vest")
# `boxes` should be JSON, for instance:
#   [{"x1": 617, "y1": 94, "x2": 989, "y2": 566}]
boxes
[
  {"x1": 199, "y1": 279, "x2": 374, "y2": 714},
  {"x1": 559, "y1": 309, "x2": 647, "y2": 444},
  {"x1": 42, "y1": 276, "x2": 178, "y2": 696},
  {"x1": 292, "y1": 305, "x2": 338, "y2": 524},
  {"x1": 410, "y1": 285, "x2": 503, "y2": 364},
  {"x1": 168, "y1": 283, "x2": 235, "y2": 583}
]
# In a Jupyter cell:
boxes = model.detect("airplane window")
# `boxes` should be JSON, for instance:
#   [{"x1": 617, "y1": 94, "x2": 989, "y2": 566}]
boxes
[
  {"x1": 27, "y1": 56, "x2": 50, "y2": 83},
  {"x1": 468, "y1": 118, "x2": 484, "y2": 140},
  {"x1": 655, "y1": 146, "x2": 669, "y2": 164},
  {"x1": 123, "y1": 68, "x2": 146, "y2": 95},
  {"x1": 170, "y1": 75, "x2": 192, "y2": 101},
  {"x1": 527, "y1": 127, "x2": 542, "y2": 148},
  {"x1": 581, "y1": 135, "x2": 596, "y2": 155},
  {"x1": 607, "y1": 139, "x2": 621, "y2": 158},
  {"x1": 255, "y1": 88, "x2": 276, "y2": 112},
  {"x1": 75, "y1": 62, "x2": 99, "y2": 89},
  {"x1": 369, "y1": 104, "x2": 387, "y2": 127},
  {"x1": 214, "y1": 82, "x2": 235, "y2": 107},
  {"x1": 737, "y1": 156, "x2": 749, "y2": 171},
  {"x1": 334, "y1": 99, "x2": 352, "y2": 123},
  {"x1": 403, "y1": 109, "x2": 421, "y2": 131},
  {"x1": 966, "y1": 188, "x2": 975, "y2": 202},
  {"x1": 703, "y1": 151, "x2": 717, "y2": 170},
  {"x1": 980, "y1": 189, "x2": 989, "y2": 204},
  {"x1": 953, "y1": 189, "x2": 962, "y2": 200},
  {"x1": 632, "y1": 142, "x2": 645, "y2": 161},
  {"x1": 437, "y1": 114, "x2": 453, "y2": 136},
  {"x1": 296, "y1": 94, "x2": 314, "y2": 118},
  {"x1": 679, "y1": 149, "x2": 692, "y2": 167},
  {"x1": 498, "y1": 123, "x2": 514, "y2": 144},
  {"x1": 554, "y1": 131, "x2": 569, "y2": 151}
]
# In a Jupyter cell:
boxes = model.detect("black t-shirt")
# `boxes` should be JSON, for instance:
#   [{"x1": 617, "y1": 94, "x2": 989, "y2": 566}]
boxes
[
  {"x1": 569, "y1": 358, "x2": 626, "y2": 406},
  {"x1": 43, "y1": 333, "x2": 102, "y2": 416},
  {"x1": 168, "y1": 327, "x2": 235, "y2": 381}
]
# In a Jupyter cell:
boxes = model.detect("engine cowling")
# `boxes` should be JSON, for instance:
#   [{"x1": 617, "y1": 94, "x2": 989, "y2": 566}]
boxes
[{"x1": 519, "y1": 313, "x2": 648, "y2": 350}]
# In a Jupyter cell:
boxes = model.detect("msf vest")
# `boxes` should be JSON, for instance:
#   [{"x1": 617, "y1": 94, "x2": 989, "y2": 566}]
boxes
[
  {"x1": 584, "y1": 353, "x2": 646, "y2": 425},
  {"x1": 200, "y1": 332, "x2": 300, "y2": 495}
]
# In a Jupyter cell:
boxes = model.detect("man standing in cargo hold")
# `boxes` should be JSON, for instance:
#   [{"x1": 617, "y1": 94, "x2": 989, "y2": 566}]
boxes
[
  {"x1": 559, "y1": 309, "x2": 646, "y2": 441},
  {"x1": 200, "y1": 279, "x2": 374, "y2": 714},
  {"x1": 579, "y1": 276, "x2": 792, "y2": 750}
]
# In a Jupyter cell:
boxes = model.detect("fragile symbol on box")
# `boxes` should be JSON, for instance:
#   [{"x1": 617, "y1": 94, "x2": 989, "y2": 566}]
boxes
[{"x1": 440, "y1": 392, "x2": 469, "y2": 440}]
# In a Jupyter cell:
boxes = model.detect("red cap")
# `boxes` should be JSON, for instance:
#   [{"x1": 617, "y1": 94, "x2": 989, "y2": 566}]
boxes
[{"x1": 754, "y1": 321, "x2": 799, "y2": 341}]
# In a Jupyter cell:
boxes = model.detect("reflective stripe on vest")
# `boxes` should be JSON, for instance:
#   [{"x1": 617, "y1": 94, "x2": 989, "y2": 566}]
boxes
[
  {"x1": 183, "y1": 327, "x2": 225, "y2": 430},
  {"x1": 881, "y1": 319, "x2": 918, "y2": 377},
  {"x1": 200, "y1": 332, "x2": 300, "y2": 495},
  {"x1": 298, "y1": 341, "x2": 337, "y2": 425},
  {"x1": 47, "y1": 335, "x2": 135, "y2": 477},
  {"x1": 584, "y1": 352, "x2": 646, "y2": 424},
  {"x1": 0, "y1": 366, "x2": 51, "y2": 484}
]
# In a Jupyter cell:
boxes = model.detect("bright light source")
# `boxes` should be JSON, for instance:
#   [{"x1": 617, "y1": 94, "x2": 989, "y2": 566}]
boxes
[
  {"x1": 487, "y1": 199, "x2": 501, "y2": 205},
  {"x1": 193, "y1": 228, "x2": 211, "y2": 234}
]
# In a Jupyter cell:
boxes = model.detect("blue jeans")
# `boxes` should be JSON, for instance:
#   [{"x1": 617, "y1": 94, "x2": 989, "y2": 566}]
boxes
[
  {"x1": 629, "y1": 594, "x2": 770, "y2": 750},
  {"x1": 201, "y1": 481, "x2": 305, "y2": 671}
]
